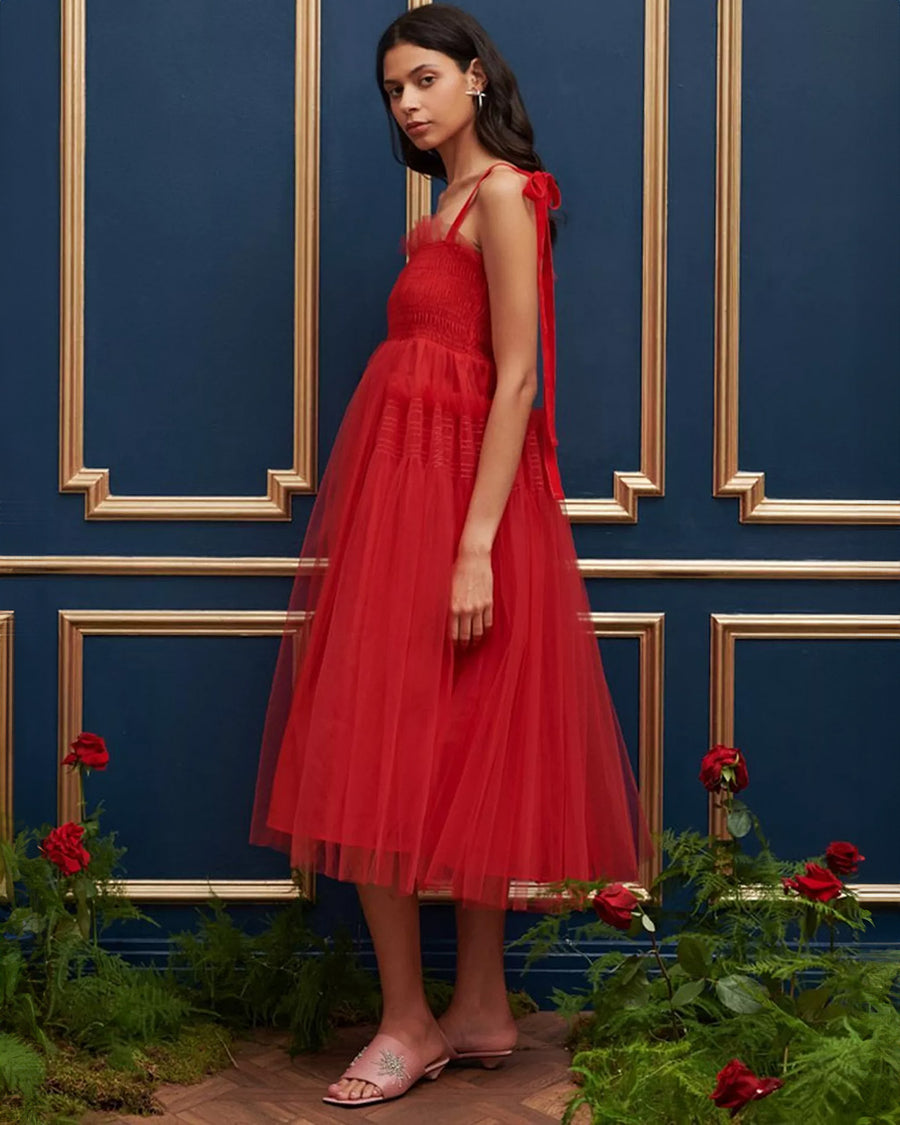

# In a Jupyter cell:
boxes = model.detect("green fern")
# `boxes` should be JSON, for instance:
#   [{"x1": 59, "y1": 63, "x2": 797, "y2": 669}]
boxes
[
  {"x1": 0, "y1": 1032, "x2": 46, "y2": 1102},
  {"x1": 515, "y1": 795, "x2": 900, "y2": 1124},
  {"x1": 165, "y1": 895, "x2": 380, "y2": 1053}
]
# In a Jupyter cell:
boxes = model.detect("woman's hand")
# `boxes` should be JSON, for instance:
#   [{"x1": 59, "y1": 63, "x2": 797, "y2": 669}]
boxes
[{"x1": 449, "y1": 546, "x2": 493, "y2": 647}]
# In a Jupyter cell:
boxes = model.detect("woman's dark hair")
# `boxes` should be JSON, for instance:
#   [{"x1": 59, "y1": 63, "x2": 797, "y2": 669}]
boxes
[{"x1": 375, "y1": 3, "x2": 560, "y2": 242}]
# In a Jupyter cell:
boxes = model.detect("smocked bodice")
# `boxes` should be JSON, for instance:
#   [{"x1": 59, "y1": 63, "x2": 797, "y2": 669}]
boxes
[
  {"x1": 386, "y1": 217, "x2": 493, "y2": 361},
  {"x1": 381, "y1": 162, "x2": 565, "y2": 501}
]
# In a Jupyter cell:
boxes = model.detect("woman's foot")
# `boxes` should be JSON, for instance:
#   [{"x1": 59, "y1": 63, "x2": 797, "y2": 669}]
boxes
[
  {"x1": 326, "y1": 1017, "x2": 449, "y2": 1103},
  {"x1": 437, "y1": 1003, "x2": 519, "y2": 1057}
]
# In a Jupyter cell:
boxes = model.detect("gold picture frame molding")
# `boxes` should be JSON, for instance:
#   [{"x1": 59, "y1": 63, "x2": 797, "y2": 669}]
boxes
[
  {"x1": 59, "y1": 0, "x2": 320, "y2": 520},
  {"x1": 713, "y1": 0, "x2": 899, "y2": 524},
  {"x1": 708, "y1": 613, "x2": 900, "y2": 904}
]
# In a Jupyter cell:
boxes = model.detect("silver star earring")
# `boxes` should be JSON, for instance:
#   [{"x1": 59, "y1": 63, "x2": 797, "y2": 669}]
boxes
[{"x1": 466, "y1": 87, "x2": 486, "y2": 109}]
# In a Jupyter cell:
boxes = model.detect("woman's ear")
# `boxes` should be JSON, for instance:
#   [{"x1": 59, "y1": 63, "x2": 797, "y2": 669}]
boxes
[{"x1": 468, "y1": 57, "x2": 488, "y2": 92}]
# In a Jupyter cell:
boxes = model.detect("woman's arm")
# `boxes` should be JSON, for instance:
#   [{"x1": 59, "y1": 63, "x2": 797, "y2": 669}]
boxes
[{"x1": 449, "y1": 167, "x2": 540, "y2": 647}]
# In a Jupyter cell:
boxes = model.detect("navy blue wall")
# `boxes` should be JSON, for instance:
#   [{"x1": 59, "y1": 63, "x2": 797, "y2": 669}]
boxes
[{"x1": 1, "y1": 0, "x2": 898, "y2": 1001}]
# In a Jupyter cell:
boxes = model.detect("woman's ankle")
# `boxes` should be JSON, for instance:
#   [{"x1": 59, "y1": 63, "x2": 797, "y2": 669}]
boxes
[
  {"x1": 378, "y1": 1006, "x2": 441, "y2": 1034},
  {"x1": 440, "y1": 996, "x2": 515, "y2": 1025}
]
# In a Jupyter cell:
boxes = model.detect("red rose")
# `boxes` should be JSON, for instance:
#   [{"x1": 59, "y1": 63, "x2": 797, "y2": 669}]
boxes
[
  {"x1": 61, "y1": 731, "x2": 109, "y2": 772},
  {"x1": 39, "y1": 822, "x2": 90, "y2": 876},
  {"x1": 699, "y1": 745, "x2": 748, "y2": 793},
  {"x1": 782, "y1": 862, "x2": 843, "y2": 903},
  {"x1": 591, "y1": 883, "x2": 639, "y2": 930},
  {"x1": 709, "y1": 1058, "x2": 783, "y2": 1115},
  {"x1": 824, "y1": 841, "x2": 865, "y2": 877}
]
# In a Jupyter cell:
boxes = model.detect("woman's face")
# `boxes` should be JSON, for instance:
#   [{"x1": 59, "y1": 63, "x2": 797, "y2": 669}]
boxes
[{"x1": 382, "y1": 43, "x2": 480, "y2": 149}]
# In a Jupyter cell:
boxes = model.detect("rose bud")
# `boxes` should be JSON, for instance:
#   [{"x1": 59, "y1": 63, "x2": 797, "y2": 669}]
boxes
[
  {"x1": 591, "y1": 882, "x2": 639, "y2": 930},
  {"x1": 699, "y1": 744, "x2": 749, "y2": 794},
  {"x1": 824, "y1": 841, "x2": 865, "y2": 877},
  {"x1": 709, "y1": 1058, "x2": 783, "y2": 1115}
]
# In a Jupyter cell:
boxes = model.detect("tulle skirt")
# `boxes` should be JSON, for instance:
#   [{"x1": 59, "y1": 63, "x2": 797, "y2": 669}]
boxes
[{"x1": 249, "y1": 334, "x2": 653, "y2": 911}]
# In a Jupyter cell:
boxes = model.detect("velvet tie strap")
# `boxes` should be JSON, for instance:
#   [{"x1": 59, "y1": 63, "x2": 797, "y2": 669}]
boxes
[{"x1": 522, "y1": 170, "x2": 564, "y2": 501}]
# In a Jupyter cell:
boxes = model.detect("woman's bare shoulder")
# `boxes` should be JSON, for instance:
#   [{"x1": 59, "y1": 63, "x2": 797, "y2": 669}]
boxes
[{"x1": 476, "y1": 164, "x2": 534, "y2": 220}]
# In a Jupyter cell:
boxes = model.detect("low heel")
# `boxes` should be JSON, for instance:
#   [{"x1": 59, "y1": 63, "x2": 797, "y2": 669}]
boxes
[{"x1": 479, "y1": 1056, "x2": 505, "y2": 1069}]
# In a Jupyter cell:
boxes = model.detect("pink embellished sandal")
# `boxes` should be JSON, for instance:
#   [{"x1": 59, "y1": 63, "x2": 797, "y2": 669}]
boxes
[
  {"x1": 444, "y1": 1043, "x2": 514, "y2": 1068},
  {"x1": 321, "y1": 1030, "x2": 450, "y2": 1108}
]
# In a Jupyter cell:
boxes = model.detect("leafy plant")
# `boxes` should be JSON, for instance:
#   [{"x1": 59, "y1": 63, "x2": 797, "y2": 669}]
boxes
[
  {"x1": 511, "y1": 744, "x2": 900, "y2": 1123},
  {"x1": 165, "y1": 894, "x2": 381, "y2": 1055},
  {"x1": 0, "y1": 731, "x2": 387, "y2": 1122},
  {"x1": 0, "y1": 1032, "x2": 46, "y2": 1122}
]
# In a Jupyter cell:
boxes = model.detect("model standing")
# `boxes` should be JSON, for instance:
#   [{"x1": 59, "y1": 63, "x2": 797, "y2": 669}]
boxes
[{"x1": 250, "y1": 3, "x2": 652, "y2": 1108}]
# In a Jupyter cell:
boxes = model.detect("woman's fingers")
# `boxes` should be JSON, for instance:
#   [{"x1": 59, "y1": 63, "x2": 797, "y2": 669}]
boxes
[
  {"x1": 451, "y1": 609, "x2": 489, "y2": 646},
  {"x1": 448, "y1": 551, "x2": 493, "y2": 647},
  {"x1": 470, "y1": 610, "x2": 484, "y2": 643}
]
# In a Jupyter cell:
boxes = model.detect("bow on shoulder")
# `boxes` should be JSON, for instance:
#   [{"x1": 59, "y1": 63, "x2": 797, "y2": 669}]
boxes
[
  {"x1": 522, "y1": 169, "x2": 564, "y2": 501},
  {"x1": 522, "y1": 169, "x2": 562, "y2": 211}
]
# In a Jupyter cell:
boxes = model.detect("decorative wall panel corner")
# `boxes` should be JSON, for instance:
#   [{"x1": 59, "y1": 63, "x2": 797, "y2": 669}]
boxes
[{"x1": 57, "y1": 609, "x2": 314, "y2": 903}]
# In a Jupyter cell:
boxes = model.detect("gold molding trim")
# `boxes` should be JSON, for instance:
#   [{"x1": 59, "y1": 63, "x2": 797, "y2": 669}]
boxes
[
  {"x1": 713, "y1": 0, "x2": 899, "y2": 525},
  {"x1": 405, "y1": 0, "x2": 670, "y2": 524},
  {"x1": 716, "y1": 881, "x2": 900, "y2": 907},
  {"x1": 709, "y1": 613, "x2": 900, "y2": 904},
  {"x1": 603, "y1": 611, "x2": 664, "y2": 894},
  {"x1": 0, "y1": 614, "x2": 13, "y2": 899},
  {"x1": 57, "y1": 609, "x2": 315, "y2": 903},
  {"x1": 59, "y1": 0, "x2": 320, "y2": 520},
  {"x1": 102, "y1": 879, "x2": 307, "y2": 903},
  {"x1": 2, "y1": 556, "x2": 897, "y2": 579}
]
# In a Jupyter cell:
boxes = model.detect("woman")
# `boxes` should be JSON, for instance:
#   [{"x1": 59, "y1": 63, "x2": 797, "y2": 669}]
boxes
[{"x1": 249, "y1": 2, "x2": 652, "y2": 1108}]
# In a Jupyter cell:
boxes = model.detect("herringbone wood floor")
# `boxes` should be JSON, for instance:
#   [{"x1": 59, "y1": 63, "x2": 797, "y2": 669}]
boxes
[{"x1": 81, "y1": 1011, "x2": 590, "y2": 1124}]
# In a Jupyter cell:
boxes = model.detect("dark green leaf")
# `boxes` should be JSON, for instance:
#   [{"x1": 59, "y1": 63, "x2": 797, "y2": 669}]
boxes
[
  {"x1": 800, "y1": 904, "x2": 821, "y2": 943},
  {"x1": 726, "y1": 808, "x2": 752, "y2": 837},
  {"x1": 676, "y1": 936, "x2": 710, "y2": 980},
  {"x1": 716, "y1": 973, "x2": 764, "y2": 1013},
  {"x1": 796, "y1": 985, "x2": 832, "y2": 1020},
  {"x1": 621, "y1": 975, "x2": 651, "y2": 1008},
  {"x1": 671, "y1": 979, "x2": 705, "y2": 1008},
  {"x1": 613, "y1": 954, "x2": 646, "y2": 989}
]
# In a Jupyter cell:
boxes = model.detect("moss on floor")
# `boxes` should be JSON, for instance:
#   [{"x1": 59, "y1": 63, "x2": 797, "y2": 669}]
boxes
[{"x1": 0, "y1": 1021, "x2": 235, "y2": 1125}]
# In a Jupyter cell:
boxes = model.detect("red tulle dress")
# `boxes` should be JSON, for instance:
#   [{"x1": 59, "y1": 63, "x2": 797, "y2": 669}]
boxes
[{"x1": 249, "y1": 160, "x2": 653, "y2": 911}]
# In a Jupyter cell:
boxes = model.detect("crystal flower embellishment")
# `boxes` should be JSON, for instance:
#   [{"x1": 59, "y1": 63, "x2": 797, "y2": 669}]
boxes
[{"x1": 376, "y1": 1047, "x2": 409, "y2": 1083}]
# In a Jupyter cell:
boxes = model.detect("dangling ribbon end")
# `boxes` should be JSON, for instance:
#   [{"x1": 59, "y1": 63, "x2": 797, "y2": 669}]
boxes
[
  {"x1": 542, "y1": 434, "x2": 565, "y2": 502},
  {"x1": 525, "y1": 168, "x2": 564, "y2": 503}
]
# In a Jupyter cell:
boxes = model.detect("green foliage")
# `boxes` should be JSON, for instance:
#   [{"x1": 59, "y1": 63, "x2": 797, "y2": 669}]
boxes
[
  {"x1": 0, "y1": 1021, "x2": 235, "y2": 1124},
  {"x1": 50, "y1": 946, "x2": 193, "y2": 1051},
  {"x1": 0, "y1": 791, "x2": 385, "y2": 1120},
  {"x1": 0, "y1": 749, "x2": 540, "y2": 1123},
  {"x1": 0, "y1": 1033, "x2": 46, "y2": 1109},
  {"x1": 517, "y1": 793, "x2": 900, "y2": 1123},
  {"x1": 165, "y1": 894, "x2": 381, "y2": 1055}
]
